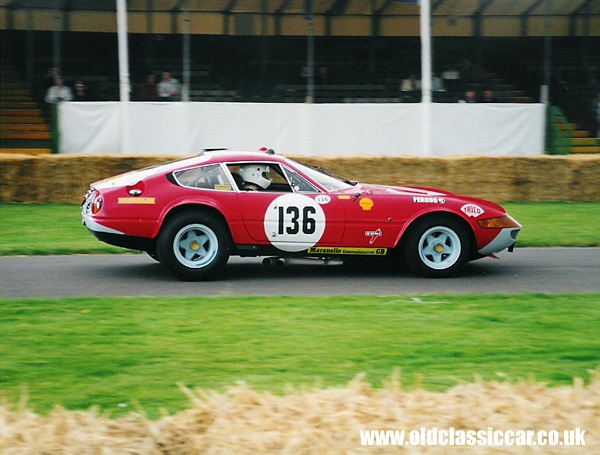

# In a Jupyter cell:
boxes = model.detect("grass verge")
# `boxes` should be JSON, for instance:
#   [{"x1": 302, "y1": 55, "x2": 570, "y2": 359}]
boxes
[
  {"x1": 1, "y1": 294, "x2": 599, "y2": 418},
  {"x1": 0, "y1": 202, "x2": 599, "y2": 256}
]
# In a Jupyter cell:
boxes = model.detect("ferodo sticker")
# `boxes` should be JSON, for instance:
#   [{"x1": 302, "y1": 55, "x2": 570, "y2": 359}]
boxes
[
  {"x1": 413, "y1": 196, "x2": 445, "y2": 204},
  {"x1": 264, "y1": 194, "x2": 326, "y2": 252},
  {"x1": 461, "y1": 204, "x2": 484, "y2": 217}
]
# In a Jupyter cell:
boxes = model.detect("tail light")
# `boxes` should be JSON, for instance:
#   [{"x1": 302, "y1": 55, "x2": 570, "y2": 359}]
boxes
[{"x1": 92, "y1": 194, "x2": 103, "y2": 214}]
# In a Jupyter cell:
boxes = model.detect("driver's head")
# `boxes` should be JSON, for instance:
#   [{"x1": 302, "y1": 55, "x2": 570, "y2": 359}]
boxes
[{"x1": 239, "y1": 164, "x2": 272, "y2": 189}]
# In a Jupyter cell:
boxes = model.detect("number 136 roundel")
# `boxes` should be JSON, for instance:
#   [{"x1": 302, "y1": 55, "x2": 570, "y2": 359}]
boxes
[
  {"x1": 82, "y1": 149, "x2": 521, "y2": 281},
  {"x1": 264, "y1": 194, "x2": 326, "y2": 252}
]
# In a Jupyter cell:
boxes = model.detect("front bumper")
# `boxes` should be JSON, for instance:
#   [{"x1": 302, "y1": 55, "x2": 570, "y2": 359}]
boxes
[{"x1": 477, "y1": 227, "x2": 521, "y2": 256}]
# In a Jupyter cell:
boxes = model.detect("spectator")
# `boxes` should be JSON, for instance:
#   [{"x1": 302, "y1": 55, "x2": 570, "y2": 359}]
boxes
[
  {"x1": 73, "y1": 81, "x2": 91, "y2": 101},
  {"x1": 585, "y1": 65, "x2": 599, "y2": 88},
  {"x1": 442, "y1": 64, "x2": 460, "y2": 81},
  {"x1": 298, "y1": 66, "x2": 309, "y2": 84},
  {"x1": 591, "y1": 92, "x2": 600, "y2": 138},
  {"x1": 482, "y1": 90, "x2": 495, "y2": 103},
  {"x1": 45, "y1": 78, "x2": 73, "y2": 104},
  {"x1": 137, "y1": 74, "x2": 159, "y2": 100},
  {"x1": 442, "y1": 64, "x2": 460, "y2": 93},
  {"x1": 459, "y1": 90, "x2": 476, "y2": 103},
  {"x1": 401, "y1": 73, "x2": 421, "y2": 102},
  {"x1": 459, "y1": 58, "x2": 475, "y2": 85},
  {"x1": 432, "y1": 73, "x2": 445, "y2": 92},
  {"x1": 401, "y1": 73, "x2": 421, "y2": 92},
  {"x1": 317, "y1": 66, "x2": 329, "y2": 85},
  {"x1": 157, "y1": 71, "x2": 180, "y2": 100},
  {"x1": 39, "y1": 67, "x2": 57, "y2": 100}
]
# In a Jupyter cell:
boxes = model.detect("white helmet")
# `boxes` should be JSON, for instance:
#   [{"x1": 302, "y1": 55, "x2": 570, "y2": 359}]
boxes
[{"x1": 239, "y1": 164, "x2": 271, "y2": 189}]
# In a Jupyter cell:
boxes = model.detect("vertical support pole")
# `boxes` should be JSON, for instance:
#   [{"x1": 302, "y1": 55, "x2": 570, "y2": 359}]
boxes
[
  {"x1": 541, "y1": 0, "x2": 552, "y2": 104},
  {"x1": 305, "y1": 0, "x2": 315, "y2": 103},
  {"x1": 52, "y1": 8, "x2": 61, "y2": 80},
  {"x1": 182, "y1": 0, "x2": 191, "y2": 102},
  {"x1": 26, "y1": 10, "x2": 34, "y2": 87},
  {"x1": 146, "y1": 0, "x2": 154, "y2": 73},
  {"x1": 259, "y1": 0, "x2": 268, "y2": 90},
  {"x1": 542, "y1": 0, "x2": 552, "y2": 153},
  {"x1": 368, "y1": 0, "x2": 378, "y2": 85},
  {"x1": 421, "y1": 0, "x2": 432, "y2": 156},
  {"x1": 117, "y1": 0, "x2": 131, "y2": 153}
]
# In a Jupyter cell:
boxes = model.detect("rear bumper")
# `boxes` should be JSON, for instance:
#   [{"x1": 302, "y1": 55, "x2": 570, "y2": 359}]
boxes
[
  {"x1": 83, "y1": 220, "x2": 154, "y2": 252},
  {"x1": 82, "y1": 209, "x2": 153, "y2": 252}
]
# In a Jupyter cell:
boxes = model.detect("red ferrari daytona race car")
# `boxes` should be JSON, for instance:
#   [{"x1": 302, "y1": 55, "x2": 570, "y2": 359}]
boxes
[{"x1": 82, "y1": 149, "x2": 521, "y2": 280}]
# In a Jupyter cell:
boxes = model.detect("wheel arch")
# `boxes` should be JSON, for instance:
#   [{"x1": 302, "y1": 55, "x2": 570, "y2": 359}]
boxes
[
  {"x1": 395, "y1": 210, "x2": 477, "y2": 259},
  {"x1": 150, "y1": 203, "x2": 233, "y2": 250}
]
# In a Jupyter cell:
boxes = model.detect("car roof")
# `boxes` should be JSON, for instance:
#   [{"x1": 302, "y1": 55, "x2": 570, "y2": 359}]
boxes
[{"x1": 200, "y1": 150, "x2": 288, "y2": 165}]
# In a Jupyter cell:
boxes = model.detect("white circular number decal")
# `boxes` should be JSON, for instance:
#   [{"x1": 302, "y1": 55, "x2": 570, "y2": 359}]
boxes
[{"x1": 264, "y1": 194, "x2": 326, "y2": 252}]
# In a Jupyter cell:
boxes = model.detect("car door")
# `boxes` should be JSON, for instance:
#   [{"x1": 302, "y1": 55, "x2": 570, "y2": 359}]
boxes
[{"x1": 229, "y1": 162, "x2": 345, "y2": 253}]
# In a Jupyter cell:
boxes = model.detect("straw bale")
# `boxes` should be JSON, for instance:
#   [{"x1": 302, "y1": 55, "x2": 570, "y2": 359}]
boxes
[
  {"x1": 512, "y1": 156, "x2": 579, "y2": 202},
  {"x1": 1, "y1": 375, "x2": 599, "y2": 454},
  {"x1": 1, "y1": 154, "x2": 600, "y2": 203},
  {"x1": 0, "y1": 154, "x2": 36, "y2": 202},
  {"x1": 567, "y1": 155, "x2": 600, "y2": 202},
  {"x1": 380, "y1": 157, "x2": 450, "y2": 189},
  {"x1": 443, "y1": 156, "x2": 518, "y2": 201}
]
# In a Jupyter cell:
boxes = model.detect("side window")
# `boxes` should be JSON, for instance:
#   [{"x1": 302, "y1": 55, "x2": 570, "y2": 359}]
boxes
[
  {"x1": 283, "y1": 167, "x2": 320, "y2": 193},
  {"x1": 227, "y1": 163, "x2": 292, "y2": 193},
  {"x1": 173, "y1": 164, "x2": 232, "y2": 191}
]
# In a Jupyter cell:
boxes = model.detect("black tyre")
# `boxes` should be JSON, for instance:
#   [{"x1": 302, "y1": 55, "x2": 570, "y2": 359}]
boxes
[
  {"x1": 403, "y1": 215, "x2": 470, "y2": 278},
  {"x1": 147, "y1": 251, "x2": 160, "y2": 262},
  {"x1": 156, "y1": 212, "x2": 231, "y2": 281}
]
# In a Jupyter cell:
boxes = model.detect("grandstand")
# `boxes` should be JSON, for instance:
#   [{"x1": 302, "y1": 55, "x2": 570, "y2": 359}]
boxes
[{"x1": 1, "y1": 0, "x2": 599, "y2": 154}]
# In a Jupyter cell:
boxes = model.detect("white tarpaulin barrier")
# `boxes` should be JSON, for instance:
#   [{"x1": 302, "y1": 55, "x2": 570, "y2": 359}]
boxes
[{"x1": 59, "y1": 102, "x2": 545, "y2": 156}]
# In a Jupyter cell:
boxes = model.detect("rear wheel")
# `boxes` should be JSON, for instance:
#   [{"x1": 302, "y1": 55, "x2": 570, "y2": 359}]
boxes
[
  {"x1": 403, "y1": 216, "x2": 470, "y2": 278},
  {"x1": 157, "y1": 212, "x2": 230, "y2": 281}
]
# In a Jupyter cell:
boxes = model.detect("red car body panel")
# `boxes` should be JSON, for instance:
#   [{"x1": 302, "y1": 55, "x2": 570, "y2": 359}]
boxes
[{"x1": 82, "y1": 151, "x2": 519, "y2": 262}]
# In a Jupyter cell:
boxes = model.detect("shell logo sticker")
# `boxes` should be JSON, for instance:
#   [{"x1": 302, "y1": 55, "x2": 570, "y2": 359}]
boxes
[
  {"x1": 264, "y1": 194, "x2": 326, "y2": 252},
  {"x1": 461, "y1": 204, "x2": 484, "y2": 217},
  {"x1": 359, "y1": 198, "x2": 374, "y2": 211}
]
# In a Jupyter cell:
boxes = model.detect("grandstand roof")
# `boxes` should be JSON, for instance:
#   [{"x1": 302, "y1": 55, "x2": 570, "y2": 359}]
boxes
[
  {"x1": 1, "y1": 0, "x2": 599, "y2": 37},
  {"x1": 1, "y1": 0, "x2": 598, "y2": 17}
]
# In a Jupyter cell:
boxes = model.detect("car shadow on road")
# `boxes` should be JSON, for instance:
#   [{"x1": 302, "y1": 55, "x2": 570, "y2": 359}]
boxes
[{"x1": 109, "y1": 256, "x2": 505, "y2": 282}]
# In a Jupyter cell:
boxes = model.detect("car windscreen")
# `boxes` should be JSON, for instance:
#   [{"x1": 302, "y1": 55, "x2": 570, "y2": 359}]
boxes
[{"x1": 286, "y1": 159, "x2": 353, "y2": 192}]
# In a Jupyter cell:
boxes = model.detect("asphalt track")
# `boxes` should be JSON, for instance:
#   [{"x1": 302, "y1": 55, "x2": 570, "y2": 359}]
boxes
[{"x1": 1, "y1": 248, "x2": 599, "y2": 298}]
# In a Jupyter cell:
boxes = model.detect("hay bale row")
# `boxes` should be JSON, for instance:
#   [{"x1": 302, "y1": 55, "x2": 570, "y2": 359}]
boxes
[
  {"x1": 294, "y1": 155, "x2": 600, "y2": 202},
  {"x1": 1, "y1": 154, "x2": 599, "y2": 203},
  {"x1": 1, "y1": 376, "x2": 599, "y2": 454},
  {"x1": 0, "y1": 154, "x2": 176, "y2": 204}
]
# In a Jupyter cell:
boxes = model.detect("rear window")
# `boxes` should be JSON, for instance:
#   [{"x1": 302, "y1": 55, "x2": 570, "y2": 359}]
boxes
[{"x1": 173, "y1": 164, "x2": 232, "y2": 191}]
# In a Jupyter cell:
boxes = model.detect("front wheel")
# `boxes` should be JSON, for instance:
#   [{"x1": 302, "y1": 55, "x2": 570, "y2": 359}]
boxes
[
  {"x1": 156, "y1": 212, "x2": 231, "y2": 281},
  {"x1": 403, "y1": 216, "x2": 470, "y2": 278}
]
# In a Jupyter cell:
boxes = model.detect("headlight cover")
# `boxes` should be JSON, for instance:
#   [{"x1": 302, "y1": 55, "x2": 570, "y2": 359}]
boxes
[{"x1": 477, "y1": 215, "x2": 521, "y2": 229}]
